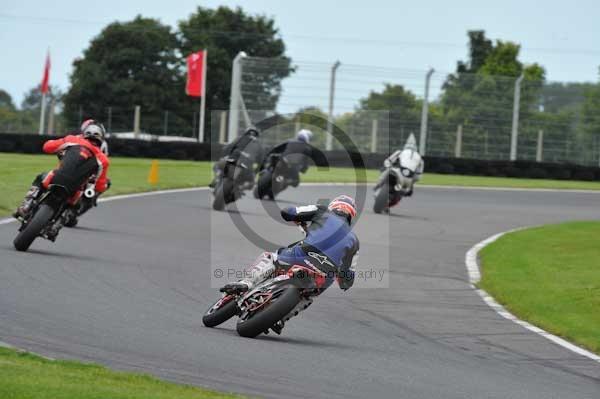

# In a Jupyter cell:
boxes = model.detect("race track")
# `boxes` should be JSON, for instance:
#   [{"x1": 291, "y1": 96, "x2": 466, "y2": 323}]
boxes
[{"x1": 0, "y1": 186, "x2": 599, "y2": 398}]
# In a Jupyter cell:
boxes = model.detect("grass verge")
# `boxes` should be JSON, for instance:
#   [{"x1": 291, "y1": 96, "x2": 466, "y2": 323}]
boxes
[
  {"x1": 3, "y1": 153, "x2": 600, "y2": 218},
  {"x1": 479, "y1": 221, "x2": 600, "y2": 354},
  {"x1": 0, "y1": 347, "x2": 241, "y2": 399}
]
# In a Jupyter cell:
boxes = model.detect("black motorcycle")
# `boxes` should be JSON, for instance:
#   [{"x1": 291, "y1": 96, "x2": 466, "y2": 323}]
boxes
[
  {"x1": 373, "y1": 165, "x2": 413, "y2": 214},
  {"x1": 13, "y1": 184, "x2": 75, "y2": 252},
  {"x1": 253, "y1": 154, "x2": 302, "y2": 200},
  {"x1": 203, "y1": 262, "x2": 326, "y2": 338},
  {"x1": 212, "y1": 156, "x2": 254, "y2": 211}
]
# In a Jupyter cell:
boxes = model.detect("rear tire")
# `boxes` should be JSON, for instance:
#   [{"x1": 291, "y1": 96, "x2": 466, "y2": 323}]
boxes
[
  {"x1": 63, "y1": 211, "x2": 78, "y2": 228},
  {"x1": 236, "y1": 286, "x2": 301, "y2": 338},
  {"x1": 203, "y1": 297, "x2": 239, "y2": 327},
  {"x1": 373, "y1": 184, "x2": 390, "y2": 214},
  {"x1": 13, "y1": 204, "x2": 54, "y2": 252}
]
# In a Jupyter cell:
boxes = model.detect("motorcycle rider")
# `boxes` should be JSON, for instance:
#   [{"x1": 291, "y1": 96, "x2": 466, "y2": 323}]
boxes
[
  {"x1": 376, "y1": 134, "x2": 424, "y2": 198},
  {"x1": 262, "y1": 129, "x2": 315, "y2": 187},
  {"x1": 210, "y1": 127, "x2": 264, "y2": 189},
  {"x1": 220, "y1": 194, "x2": 359, "y2": 333},
  {"x1": 14, "y1": 122, "x2": 111, "y2": 220},
  {"x1": 81, "y1": 119, "x2": 109, "y2": 155}
]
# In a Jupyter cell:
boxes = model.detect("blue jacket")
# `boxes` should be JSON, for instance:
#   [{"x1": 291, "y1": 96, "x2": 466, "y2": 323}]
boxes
[{"x1": 280, "y1": 204, "x2": 359, "y2": 289}]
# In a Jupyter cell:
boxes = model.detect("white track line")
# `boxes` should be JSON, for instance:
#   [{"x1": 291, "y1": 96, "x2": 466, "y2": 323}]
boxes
[{"x1": 466, "y1": 231, "x2": 600, "y2": 363}]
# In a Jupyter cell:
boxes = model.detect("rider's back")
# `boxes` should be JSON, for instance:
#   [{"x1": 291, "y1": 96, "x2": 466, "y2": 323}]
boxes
[{"x1": 303, "y1": 208, "x2": 359, "y2": 270}]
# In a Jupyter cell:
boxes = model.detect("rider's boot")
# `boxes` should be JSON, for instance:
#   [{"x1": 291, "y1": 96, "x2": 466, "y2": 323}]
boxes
[
  {"x1": 13, "y1": 185, "x2": 40, "y2": 219},
  {"x1": 220, "y1": 252, "x2": 276, "y2": 294}
]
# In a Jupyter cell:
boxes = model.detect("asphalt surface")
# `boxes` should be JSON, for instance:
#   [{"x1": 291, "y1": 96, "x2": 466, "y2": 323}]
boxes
[{"x1": 0, "y1": 185, "x2": 599, "y2": 398}]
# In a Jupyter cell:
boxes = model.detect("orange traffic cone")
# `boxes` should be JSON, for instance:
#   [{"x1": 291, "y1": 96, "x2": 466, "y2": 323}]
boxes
[{"x1": 148, "y1": 160, "x2": 160, "y2": 185}]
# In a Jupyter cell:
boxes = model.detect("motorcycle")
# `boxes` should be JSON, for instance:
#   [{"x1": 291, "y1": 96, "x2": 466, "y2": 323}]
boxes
[
  {"x1": 212, "y1": 156, "x2": 254, "y2": 211},
  {"x1": 373, "y1": 164, "x2": 416, "y2": 214},
  {"x1": 13, "y1": 184, "x2": 76, "y2": 252},
  {"x1": 253, "y1": 153, "x2": 302, "y2": 200},
  {"x1": 203, "y1": 224, "x2": 328, "y2": 338}
]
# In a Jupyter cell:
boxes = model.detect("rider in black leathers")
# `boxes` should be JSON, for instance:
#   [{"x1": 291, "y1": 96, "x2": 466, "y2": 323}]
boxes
[
  {"x1": 263, "y1": 129, "x2": 315, "y2": 187},
  {"x1": 210, "y1": 127, "x2": 264, "y2": 189}
]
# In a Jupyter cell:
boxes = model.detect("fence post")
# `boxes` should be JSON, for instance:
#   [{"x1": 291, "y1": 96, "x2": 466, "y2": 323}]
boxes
[
  {"x1": 163, "y1": 111, "x2": 169, "y2": 136},
  {"x1": 371, "y1": 119, "x2": 378, "y2": 153},
  {"x1": 419, "y1": 68, "x2": 435, "y2": 155},
  {"x1": 455, "y1": 124, "x2": 462, "y2": 158},
  {"x1": 227, "y1": 51, "x2": 247, "y2": 143},
  {"x1": 46, "y1": 100, "x2": 55, "y2": 135},
  {"x1": 326, "y1": 60, "x2": 341, "y2": 151},
  {"x1": 133, "y1": 105, "x2": 141, "y2": 138},
  {"x1": 107, "y1": 107, "x2": 112, "y2": 134},
  {"x1": 510, "y1": 74, "x2": 524, "y2": 161},
  {"x1": 219, "y1": 111, "x2": 227, "y2": 144},
  {"x1": 536, "y1": 130, "x2": 544, "y2": 162}
]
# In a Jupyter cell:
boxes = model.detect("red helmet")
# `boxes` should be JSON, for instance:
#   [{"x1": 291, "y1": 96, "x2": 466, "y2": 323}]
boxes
[{"x1": 328, "y1": 195, "x2": 357, "y2": 223}]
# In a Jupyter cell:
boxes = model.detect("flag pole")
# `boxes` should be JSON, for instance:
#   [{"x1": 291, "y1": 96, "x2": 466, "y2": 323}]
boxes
[
  {"x1": 38, "y1": 92, "x2": 46, "y2": 135},
  {"x1": 198, "y1": 49, "x2": 207, "y2": 143}
]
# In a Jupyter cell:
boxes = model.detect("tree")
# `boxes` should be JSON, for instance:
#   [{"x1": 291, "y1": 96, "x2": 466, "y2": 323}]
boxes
[
  {"x1": 0, "y1": 89, "x2": 15, "y2": 110},
  {"x1": 439, "y1": 31, "x2": 546, "y2": 158},
  {"x1": 178, "y1": 6, "x2": 293, "y2": 115},
  {"x1": 582, "y1": 69, "x2": 600, "y2": 137},
  {"x1": 63, "y1": 16, "x2": 184, "y2": 133},
  {"x1": 21, "y1": 85, "x2": 63, "y2": 111}
]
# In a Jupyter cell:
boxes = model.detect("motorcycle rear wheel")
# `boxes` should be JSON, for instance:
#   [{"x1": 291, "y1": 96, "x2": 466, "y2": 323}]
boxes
[
  {"x1": 236, "y1": 286, "x2": 301, "y2": 338},
  {"x1": 13, "y1": 204, "x2": 54, "y2": 252}
]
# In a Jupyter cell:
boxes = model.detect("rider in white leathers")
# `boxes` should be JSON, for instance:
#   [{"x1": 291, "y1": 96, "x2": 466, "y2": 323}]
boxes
[{"x1": 379, "y1": 134, "x2": 424, "y2": 197}]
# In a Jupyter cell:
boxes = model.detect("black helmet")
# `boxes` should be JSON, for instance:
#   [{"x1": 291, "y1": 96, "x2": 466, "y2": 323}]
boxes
[{"x1": 245, "y1": 127, "x2": 260, "y2": 137}]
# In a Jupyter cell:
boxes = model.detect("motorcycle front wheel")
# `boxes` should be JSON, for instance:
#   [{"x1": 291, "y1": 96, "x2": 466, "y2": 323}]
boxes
[
  {"x1": 373, "y1": 184, "x2": 391, "y2": 214},
  {"x1": 202, "y1": 296, "x2": 239, "y2": 327}
]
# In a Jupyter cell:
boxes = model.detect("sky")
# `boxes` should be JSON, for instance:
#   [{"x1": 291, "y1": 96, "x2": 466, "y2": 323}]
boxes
[{"x1": 1, "y1": 0, "x2": 599, "y2": 112}]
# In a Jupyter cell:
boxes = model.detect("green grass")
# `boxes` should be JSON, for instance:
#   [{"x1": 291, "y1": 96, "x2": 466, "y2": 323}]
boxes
[
  {"x1": 0, "y1": 153, "x2": 211, "y2": 217},
  {"x1": 3, "y1": 153, "x2": 600, "y2": 218},
  {"x1": 480, "y1": 221, "x2": 600, "y2": 354},
  {"x1": 0, "y1": 347, "x2": 242, "y2": 399}
]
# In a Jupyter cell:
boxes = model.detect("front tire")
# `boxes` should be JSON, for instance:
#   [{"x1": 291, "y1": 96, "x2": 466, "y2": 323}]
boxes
[
  {"x1": 373, "y1": 184, "x2": 390, "y2": 214},
  {"x1": 236, "y1": 286, "x2": 301, "y2": 338},
  {"x1": 203, "y1": 296, "x2": 239, "y2": 327},
  {"x1": 13, "y1": 204, "x2": 54, "y2": 252},
  {"x1": 255, "y1": 171, "x2": 272, "y2": 200},
  {"x1": 212, "y1": 180, "x2": 229, "y2": 211}
]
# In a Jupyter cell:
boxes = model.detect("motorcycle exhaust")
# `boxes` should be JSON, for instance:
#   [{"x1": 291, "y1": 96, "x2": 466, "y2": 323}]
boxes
[{"x1": 84, "y1": 187, "x2": 96, "y2": 199}]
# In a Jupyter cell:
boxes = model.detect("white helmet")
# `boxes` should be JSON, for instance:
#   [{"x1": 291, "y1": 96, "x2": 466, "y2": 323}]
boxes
[
  {"x1": 83, "y1": 123, "x2": 106, "y2": 147},
  {"x1": 296, "y1": 129, "x2": 313, "y2": 143}
]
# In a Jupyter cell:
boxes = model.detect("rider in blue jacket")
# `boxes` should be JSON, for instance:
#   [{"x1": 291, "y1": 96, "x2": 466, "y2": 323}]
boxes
[{"x1": 221, "y1": 195, "x2": 359, "y2": 332}]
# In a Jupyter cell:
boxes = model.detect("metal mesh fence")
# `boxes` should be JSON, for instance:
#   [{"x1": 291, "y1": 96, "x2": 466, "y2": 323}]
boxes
[{"x1": 234, "y1": 56, "x2": 599, "y2": 165}]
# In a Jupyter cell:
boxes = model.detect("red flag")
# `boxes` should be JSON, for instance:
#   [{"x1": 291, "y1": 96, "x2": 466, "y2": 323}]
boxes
[
  {"x1": 41, "y1": 51, "x2": 51, "y2": 94},
  {"x1": 186, "y1": 51, "x2": 205, "y2": 97}
]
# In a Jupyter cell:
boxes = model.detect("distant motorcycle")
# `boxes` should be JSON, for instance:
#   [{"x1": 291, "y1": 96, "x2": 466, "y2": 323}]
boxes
[
  {"x1": 373, "y1": 152, "x2": 421, "y2": 214},
  {"x1": 13, "y1": 183, "x2": 79, "y2": 252},
  {"x1": 212, "y1": 156, "x2": 254, "y2": 211},
  {"x1": 253, "y1": 153, "x2": 303, "y2": 200}
]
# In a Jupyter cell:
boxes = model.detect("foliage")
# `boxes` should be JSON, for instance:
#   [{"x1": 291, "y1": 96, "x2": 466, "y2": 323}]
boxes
[
  {"x1": 179, "y1": 6, "x2": 293, "y2": 114},
  {"x1": 62, "y1": 16, "x2": 185, "y2": 133}
]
